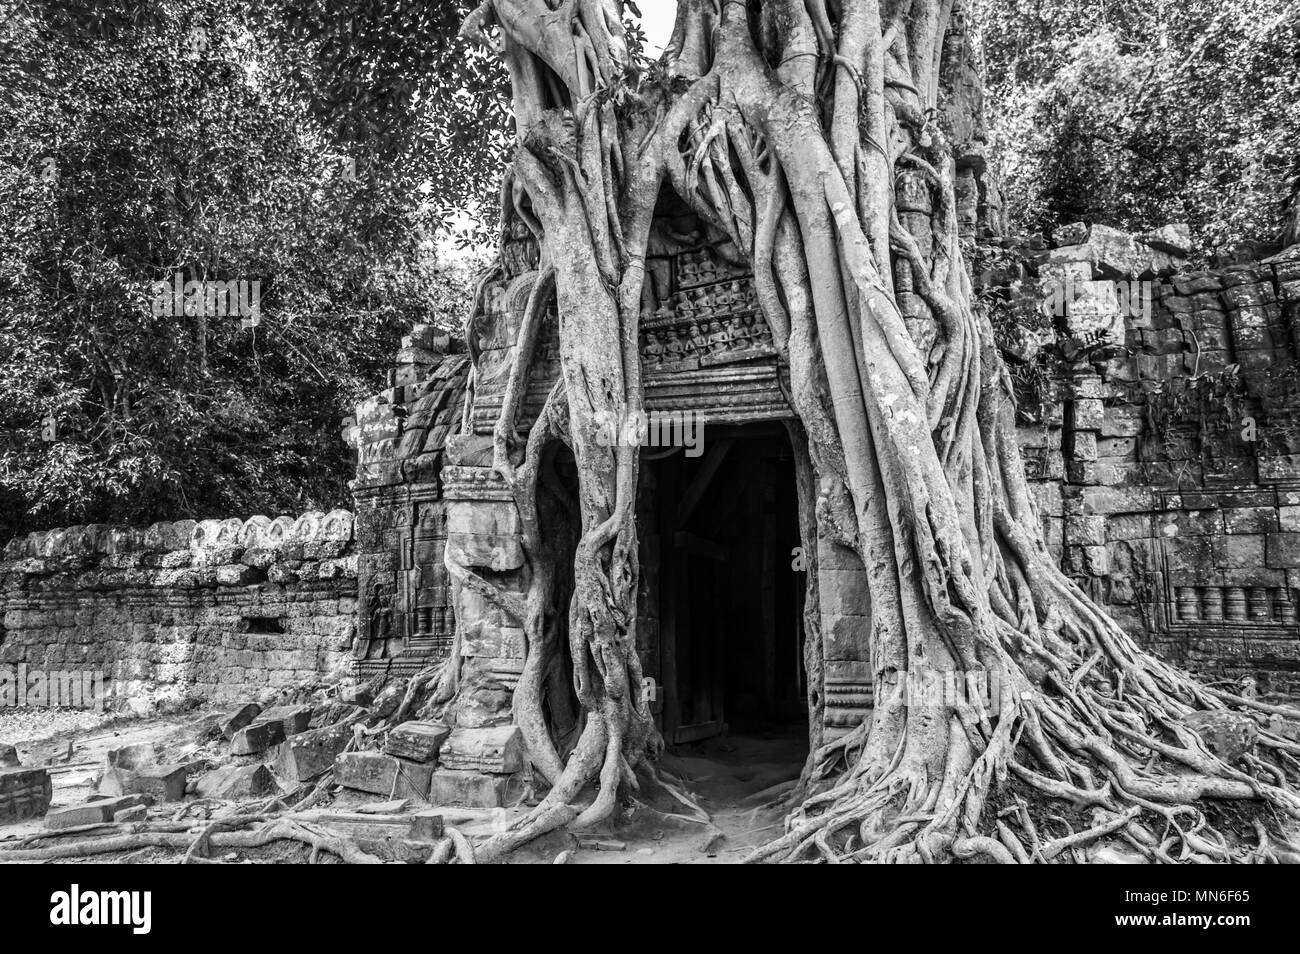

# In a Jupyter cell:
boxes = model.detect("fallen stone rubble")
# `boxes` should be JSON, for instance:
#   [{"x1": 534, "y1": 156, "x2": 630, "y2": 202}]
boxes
[
  {"x1": 0, "y1": 672, "x2": 533, "y2": 864},
  {"x1": 6, "y1": 672, "x2": 1299, "y2": 863}
]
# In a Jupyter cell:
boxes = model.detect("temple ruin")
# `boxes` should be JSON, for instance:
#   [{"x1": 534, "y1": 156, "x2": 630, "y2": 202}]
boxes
[{"x1": 3, "y1": 9, "x2": 1300, "y2": 834}]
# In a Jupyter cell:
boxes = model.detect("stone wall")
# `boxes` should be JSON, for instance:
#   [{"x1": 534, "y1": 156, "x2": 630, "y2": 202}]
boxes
[
  {"x1": 992, "y1": 223, "x2": 1300, "y2": 695},
  {"x1": 0, "y1": 512, "x2": 358, "y2": 708}
]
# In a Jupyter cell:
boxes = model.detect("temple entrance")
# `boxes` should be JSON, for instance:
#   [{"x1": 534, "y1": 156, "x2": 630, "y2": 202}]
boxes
[{"x1": 640, "y1": 423, "x2": 807, "y2": 753}]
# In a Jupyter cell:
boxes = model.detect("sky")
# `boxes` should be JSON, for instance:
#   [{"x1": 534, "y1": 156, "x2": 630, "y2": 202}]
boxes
[{"x1": 637, "y1": 2, "x2": 676, "y2": 54}]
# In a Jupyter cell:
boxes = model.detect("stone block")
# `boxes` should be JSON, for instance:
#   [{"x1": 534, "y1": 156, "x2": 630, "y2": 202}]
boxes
[
  {"x1": 219, "y1": 702, "x2": 262, "y2": 739},
  {"x1": 127, "y1": 764, "x2": 191, "y2": 802},
  {"x1": 1080, "y1": 545, "x2": 1110, "y2": 575},
  {"x1": 426, "y1": 769, "x2": 522, "y2": 808},
  {"x1": 1267, "y1": 533, "x2": 1300, "y2": 568},
  {"x1": 273, "y1": 723, "x2": 352, "y2": 785},
  {"x1": 195, "y1": 764, "x2": 278, "y2": 800},
  {"x1": 0, "y1": 766, "x2": 52, "y2": 825},
  {"x1": 1100, "y1": 405, "x2": 1143, "y2": 438},
  {"x1": 253, "y1": 704, "x2": 312, "y2": 738},
  {"x1": 1220, "y1": 566, "x2": 1285, "y2": 588},
  {"x1": 1066, "y1": 514, "x2": 1106, "y2": 546},
  {"x1": 1080, "y1": 486, "x2": 1154, "y2": 515},
  {"x1": 0, "y1": 743, "x2": 19, "y2": 768},
  {"x1": 45, "y1": 794, "x2": 151, "y2": 829},
  {"x1": 1051, "y1": 221, "x2": 1089, "y2": 247},
  {"x1": 1164, "y1": 536, "x2": 1214, "y2": 574},
  {"x1": 340, "y1": 685, "x2": 375, "y2": 707},
  {"x1": 106, "y1": 742, "x2": 156, "y2": 771},
  {"x1": 819, "y1": 567, "x2": 871, "y2": 617},
  {"x1": 438, "y1": 726, "x2": 525, "y2": 774},
  {"x1": 445, "y1": 531, "x2": 525, "y2": 572},
  {"x1": 1095, "y1": 436, "x2": 1137, "y2": 460},
  {"x1": 334, "y1": 751, "x2": 434, "y2": 799},
  {"x1": 410, "y1": 809, "x2": 445, "y2": 842},
  {"x1": 216, "y1": 564, "x2": 260, "y2": 585},
  {"x1": 231, "y1": 720, "x2": 285, "y2": 755},
  {"x1": 1215, "y1": 534, "x2": 1267, "y2": 569},
  {"x1": 1222, "y1": 507, "x2": 1278, "y2": 535},
  {"x1": 1067, "y1": 430, "x2": 1098, "y2": 462},
  {"x1": 1280, "y1": 505, "x2": 1300, "y2": 532},
  {"x1": 113, "y1": 804, "x2": 148, "y2": 823},
  {"x1": 96, "y1": 767, "x2": 137, "y2": 797},
  {"x1": 1260, "y1": 455, "x2": 1300, "y2": 483},
  {"x1": 1159, "y1": 509, "x2": 1222, "y2": 537},
  {"x1": 1069, "y1": 398, "x2": 1104, "y2": 431},
  {"x1": 1141, "y1": 224, "x2": 1191, "y2": 257},
  {"x1": 385, "y1": 722, "x2": 451, "y2": 763},
  {"x1": 822, "y1": 614, "x2": 868, "y2": 650}
]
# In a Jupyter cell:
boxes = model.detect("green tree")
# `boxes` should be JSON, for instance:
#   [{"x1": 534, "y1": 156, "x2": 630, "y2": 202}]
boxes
[
  {"x1": 976, "y1": 0, "x2": 1300, "y2": 256},
  {"x1": 416, "y1": 0, "x2": 1300, "y2": 865},
  {"x1": 0, "y1": 0, "x2": 483, "y2": 537}
]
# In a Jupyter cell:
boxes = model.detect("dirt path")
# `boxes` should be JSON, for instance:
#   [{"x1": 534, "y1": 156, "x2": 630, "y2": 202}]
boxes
[{"x1": 506, "y1": 726, "x2": 807, "y2": 864}]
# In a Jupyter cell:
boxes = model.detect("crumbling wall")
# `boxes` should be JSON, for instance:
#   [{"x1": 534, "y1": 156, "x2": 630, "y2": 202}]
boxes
[
  {"x1": 0, "y1": 512, "x2": 357, "y2": 708},
  {"x1": 994, "y1": 223, "x2": 1300, "y2": 695},
  {"x1": 347, "y1": 324, "x2": 470, "y2": 682}
]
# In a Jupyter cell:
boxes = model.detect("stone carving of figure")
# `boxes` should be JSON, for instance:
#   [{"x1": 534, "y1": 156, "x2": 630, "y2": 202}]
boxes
[
  {"x1": 687, "y1": 323, "x2": 707, "y2": 353},
  {"x1": 665, "y1": 328, "x2": 685, "y2": 363},
  {"x1": 502, "y1": 217, "x2": 539, "y2": 277},
  {"x1": 645, "y1": 331, "x2": 664, "y2": 365},
  {"x1": 695, "y1": 286, "x2": 714, "y2": 315},
  {"x1": 364, "y1": 581, "x2": 399, "y2": 660},
  {"x1": 717, "y1": 281, "x2": 737, "y2": 313},
  {"x1": 706, "y1": 319, "x2": 728, "y2": 353},
  {"x1": 678, "y1": 292, "x2": 696, "y2": 321},
  {"x1": 680, "y1": 258, "x2": 699, "y2": 287},
  {"x1": 729, "y1": 316, "x2": 749, "y2": 349}
]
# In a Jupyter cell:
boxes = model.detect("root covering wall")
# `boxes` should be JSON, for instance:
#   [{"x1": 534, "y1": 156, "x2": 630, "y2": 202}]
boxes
[
  {"x1": 5, "y1": 245, "x2": 1300, "y2": 709},
  {"x1": 995, "y1": 229, "x2": 1300, "y2": 695}
]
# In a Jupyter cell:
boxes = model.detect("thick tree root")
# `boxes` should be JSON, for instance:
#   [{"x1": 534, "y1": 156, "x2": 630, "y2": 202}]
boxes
[
  {"x1": 443, "y1": 0, "x2": 1300, "y2": 865},
  {"x1": 0, "y1": 817, "x2": 386, "y2": 864}
]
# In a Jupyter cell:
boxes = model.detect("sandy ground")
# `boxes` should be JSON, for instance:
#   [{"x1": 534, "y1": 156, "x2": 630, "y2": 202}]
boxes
[
  {"x1": 0, "y1": 706, "x2": 123, "y2": 748},
  {"x1": 1, "y1": 708, "x2": 807, "y2": 864},
  {"x1": 505, "y1": 726, "x2": 807, "y2": 864},
  {"x1": 0, "y1": 707, "x2": 223, "y2": 846}
]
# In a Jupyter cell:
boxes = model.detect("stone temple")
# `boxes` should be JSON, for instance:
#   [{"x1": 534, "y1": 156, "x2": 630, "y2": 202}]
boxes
[
  {"x1": 4, "y1": 13, "x2": 1300, "y2": 810},
  {"x1": 4, "y1": 232, "x2": 1300, "y2": 802},
  {"x1": 342, "y1": 208, "x2": 1300, "y2": 777}
]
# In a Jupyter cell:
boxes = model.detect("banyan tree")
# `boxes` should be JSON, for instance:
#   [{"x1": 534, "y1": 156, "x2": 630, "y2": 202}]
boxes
[{"x1": 427, "y1": 0, "x2": 1300, "y2": 863}]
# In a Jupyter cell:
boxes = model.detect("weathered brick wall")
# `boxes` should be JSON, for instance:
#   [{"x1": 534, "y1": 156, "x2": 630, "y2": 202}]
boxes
[
  {"x1": 0, "y1": 512, "x2": 358, "y2": 708},
  {"x1": 996, "y1": 224, "x2": 1300, "y2": 694}
]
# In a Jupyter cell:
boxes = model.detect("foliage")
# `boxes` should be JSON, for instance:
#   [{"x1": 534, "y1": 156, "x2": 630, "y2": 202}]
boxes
[
  {"x1": 0, "y1": 0, "x2": 486, "y2": 537},
  {"x1": 974, "y1": 0, "x2": 1300, "y2": 258}
]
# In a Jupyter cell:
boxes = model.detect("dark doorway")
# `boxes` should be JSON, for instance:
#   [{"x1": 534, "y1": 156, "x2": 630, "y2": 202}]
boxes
[{"x1": 641, "y1": 423, "x2": 807, "y2": 749}]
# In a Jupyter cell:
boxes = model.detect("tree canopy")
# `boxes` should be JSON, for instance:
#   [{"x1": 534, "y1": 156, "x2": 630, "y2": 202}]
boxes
[
  {"x1": 0, "y1": 0, "x2": 493, "y2": 537},
  {"x1": 2, "y1": 0, "x2": 1295, "y2": 540},
  {"x1": 977, "y1": 0, "x2": 1300, "y2": 257}
]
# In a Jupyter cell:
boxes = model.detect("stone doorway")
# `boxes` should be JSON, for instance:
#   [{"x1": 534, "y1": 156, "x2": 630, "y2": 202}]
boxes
[{"x1": 639, "y1": 423, "x2": 808, "y2": 751}]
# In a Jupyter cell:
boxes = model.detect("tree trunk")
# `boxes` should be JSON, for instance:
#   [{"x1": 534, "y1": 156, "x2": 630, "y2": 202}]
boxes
[{"x1": 455, "y1": 0, "x2": 1300, "y2": 864}]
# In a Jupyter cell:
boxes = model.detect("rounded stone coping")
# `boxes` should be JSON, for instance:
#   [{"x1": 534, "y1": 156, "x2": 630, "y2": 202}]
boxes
[{"x1": 2, "y1": 509, "x2": 354, "y2": 559}]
